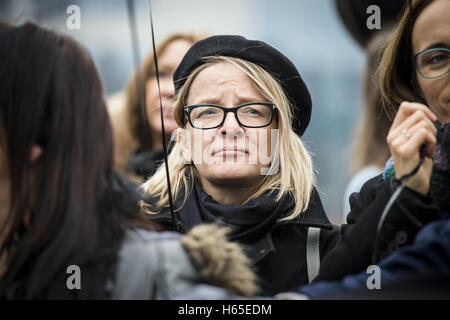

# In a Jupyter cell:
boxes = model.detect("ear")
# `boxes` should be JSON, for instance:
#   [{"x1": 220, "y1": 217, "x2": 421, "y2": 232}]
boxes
[
  {"x1": 30, "y1": 145, "x2": 43, "y2": 162},
  {"x1": 178, "y1": 128, "x2": 192, "y2": 164}
]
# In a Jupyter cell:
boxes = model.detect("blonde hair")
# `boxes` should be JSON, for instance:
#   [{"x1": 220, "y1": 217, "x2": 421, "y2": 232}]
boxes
[{"x1": 142, "y1": 56, "x2": 315, "y2": 221}]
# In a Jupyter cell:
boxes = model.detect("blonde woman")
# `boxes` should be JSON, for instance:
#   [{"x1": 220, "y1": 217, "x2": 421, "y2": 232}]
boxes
[{"x1": 141, "y1": 35, "x2": 439, "y2": 295}]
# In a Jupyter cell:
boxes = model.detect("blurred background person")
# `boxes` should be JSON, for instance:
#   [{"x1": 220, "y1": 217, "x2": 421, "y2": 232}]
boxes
[
  {"x1": 334, "y1": 0, "x2": 405, "y2": 221},
  {"x1": 108, "y1": 33, "x2": 204, "y2": 182},
  {"x1": 342, "y1": 29, "x2": 393, "y2": 217}
]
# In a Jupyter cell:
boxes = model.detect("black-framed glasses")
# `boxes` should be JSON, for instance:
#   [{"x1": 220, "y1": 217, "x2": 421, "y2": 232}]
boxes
[
  {"x1": 183, "y1": 102, "x2": 277, "y2": 130},
  {"x1": 413, "y1": 47, "x2": 450, "y2": 79}
]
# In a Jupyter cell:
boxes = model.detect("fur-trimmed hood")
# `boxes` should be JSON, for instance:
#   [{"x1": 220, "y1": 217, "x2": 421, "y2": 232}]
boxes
[{"x1": 182, "y1": 224, "x2": 258, "y2": 297}]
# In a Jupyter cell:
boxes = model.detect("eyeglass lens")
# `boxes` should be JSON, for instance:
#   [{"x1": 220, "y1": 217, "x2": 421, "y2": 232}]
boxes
[
  {"x1": 417, "y1": 49, "x2": 450, "y2": 79},
  {"x1": 190, "y1": 104, "x2": 273, "y2": 129}
]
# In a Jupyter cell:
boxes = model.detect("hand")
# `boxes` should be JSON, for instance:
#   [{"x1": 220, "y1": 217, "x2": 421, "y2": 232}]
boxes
[{"x1": 386, "y1": 102, "x2": 437, "y2": 195}]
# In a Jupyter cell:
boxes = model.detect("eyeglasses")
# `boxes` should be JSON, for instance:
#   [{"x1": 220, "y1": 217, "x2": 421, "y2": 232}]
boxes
[
  {"x1": 413, "y1": 48, "x2": 450, "y2": 79},
  {"x1": 183, "y1": 102, "x2": 277, "y2": 130}
]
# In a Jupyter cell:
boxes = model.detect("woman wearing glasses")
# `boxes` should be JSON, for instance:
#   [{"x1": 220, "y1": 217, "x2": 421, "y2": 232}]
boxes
[
  {"x1": 141, "y1": 36, "x2": 335, "y2": 295},
  {"x1": 140, "y1": 33, "x2": 446, "y2": 296},
  {"x1": 284, "y1": 0, "x2": 450, "y2": 299},
  {"x1": 306, "y1": 0, "x2": 448, "y2": 288},
  {"x1": 379, "y1": 0, "x2": 449, "y2": 202}
]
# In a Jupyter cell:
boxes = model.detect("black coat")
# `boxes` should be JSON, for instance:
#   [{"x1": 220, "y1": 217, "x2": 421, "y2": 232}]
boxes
[
  {"x1": 127, "y1": 149, "x2": 165, "y2": 180},
  {"x1": 147, "y1": 175, "x2": 441, "y2": 295}
]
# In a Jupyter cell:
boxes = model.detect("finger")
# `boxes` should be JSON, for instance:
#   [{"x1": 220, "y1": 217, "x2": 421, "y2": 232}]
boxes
[
  {"x1": 406, "y1": 117, "x2": 437, "y2": 139},
  {"x1": 392, "y1": 102, "x2": 438, "y2": 129},
  {"x1": 392, "y1": 112, "x2": 437, "y2": 140},
  {"x1": 401, "y1": 102, "x2": 438, "y2": 121},
  {"x1": 389, "y1": 133, "x2": 408, "y2": 156},
  {"x1": 400, "y1": 127, "x2": 437, "y2": 159},
  {"x1": 407, "y1": 120, "x2": 438, "y2": 157},
  {"x1": 387, "y1": 110, "x2": 436, "y2": 146}
]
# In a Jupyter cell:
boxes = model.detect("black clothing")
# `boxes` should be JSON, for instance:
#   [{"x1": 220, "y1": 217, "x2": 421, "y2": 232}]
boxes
[
  {"x1": 149, "y1": 181, "x2": 337, "y2": 295},
  {"x1": 127, "y1": 149, "x2": 165, "y2": 180},
  {"x1": 147, "y1": 175, "x2": 441, "y2": 295},
  {"x1": 316, "y1": 175, "x2": 440, "y2": 282}
]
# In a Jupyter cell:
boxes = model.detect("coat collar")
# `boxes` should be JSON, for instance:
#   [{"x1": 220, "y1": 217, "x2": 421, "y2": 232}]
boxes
[{"x1": 272, "y1": 187, "x2": 333, "y2": 230}]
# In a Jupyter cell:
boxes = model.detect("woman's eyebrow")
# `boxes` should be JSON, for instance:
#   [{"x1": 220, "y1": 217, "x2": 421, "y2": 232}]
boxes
[
  {"x1": 191, "y1": 92, "x2": 266, "y2": 105},
  {"x1": 421, "y1": 42, "x2": 449, "y2": 52},
  {"x1": 193, "y1": 96, "x2": 222, "y2": 105}
]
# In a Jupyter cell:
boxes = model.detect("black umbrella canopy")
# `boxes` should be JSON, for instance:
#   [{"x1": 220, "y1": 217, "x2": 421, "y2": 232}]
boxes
[{"x1": 335, "y1": 0, "x2": 406, "y2": 48}]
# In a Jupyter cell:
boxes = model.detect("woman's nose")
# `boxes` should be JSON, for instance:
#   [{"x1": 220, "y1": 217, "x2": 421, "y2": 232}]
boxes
[{"x1": 219, "y1": 111, "x2": 244, "y2": 135}]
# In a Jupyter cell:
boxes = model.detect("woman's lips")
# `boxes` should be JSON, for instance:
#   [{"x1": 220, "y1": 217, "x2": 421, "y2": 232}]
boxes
[{"x1": 214, "y1": 147, "x2": 247, "y2": 155}]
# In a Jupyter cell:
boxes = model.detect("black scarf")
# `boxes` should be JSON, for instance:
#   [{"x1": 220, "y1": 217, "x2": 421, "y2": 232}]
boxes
[
  {"x1": 126, "y1": 149, "x2": 165, "y2": 179},
  {"x1": 176, "y1": 181, "x2": 296, "y2": 244}
]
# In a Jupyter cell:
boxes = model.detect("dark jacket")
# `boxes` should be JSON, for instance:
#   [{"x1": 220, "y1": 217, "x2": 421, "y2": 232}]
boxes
[
  {"x1": 296, "y1": 218, "x2": 450, "y2": 299},
  {"x1": 127, "y1": 149, "x2": 165, "y2": 180},
  {"x1": 147, "y1": 175, "x2": 440, "y2": 295},
  {"x1": 316, "y1": 174, "x2": 440, "y2": 283}
]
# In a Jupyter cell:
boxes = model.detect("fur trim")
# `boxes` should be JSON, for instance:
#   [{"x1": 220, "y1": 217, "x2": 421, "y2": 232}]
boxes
[{"x1": 181, "y1": 224, "x2": 258, "y2": 297}]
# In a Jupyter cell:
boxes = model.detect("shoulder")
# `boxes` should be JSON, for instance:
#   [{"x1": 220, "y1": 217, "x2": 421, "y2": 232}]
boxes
[
  {"x1": 112, "y1": 228, "x2": 199, "y2": 299},
  {"x1": 343, "y1": 166, "x2": 383, "y2": 215},
  {"x1": 345, "y1": 174, "x2": 389, "y2": 222},
  {"x1": 347, "y1": 166, "x2": 383, "y2": 196}
]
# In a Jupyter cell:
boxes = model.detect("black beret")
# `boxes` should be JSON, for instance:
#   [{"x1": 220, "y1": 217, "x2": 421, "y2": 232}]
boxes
[{"x1": 173, "y1": 35, "x2": 312, "y2": 137}]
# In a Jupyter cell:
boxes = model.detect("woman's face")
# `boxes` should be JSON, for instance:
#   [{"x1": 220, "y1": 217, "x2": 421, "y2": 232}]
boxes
[
  {"x1": 180, "y1": 62, "x2": 278, "y2": 188},
  {"x1": 146, "y1": 39, "x2": 193, "y2": 137},
  {"x1": 413, "y1": 0, "x2": 450, "y2": 123}
]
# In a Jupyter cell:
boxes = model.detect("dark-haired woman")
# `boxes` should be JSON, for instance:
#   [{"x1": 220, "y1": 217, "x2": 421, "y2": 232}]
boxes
[
  {"x1": 0, "y1": 23, "x2": 256, "y2": 299},
  {"x1": 316, "y1": 0, "x2": 449, "y2": 283}
]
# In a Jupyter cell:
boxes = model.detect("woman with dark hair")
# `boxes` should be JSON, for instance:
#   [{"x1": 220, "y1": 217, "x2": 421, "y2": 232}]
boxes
[
  {"x1": 305, "y1": 0, "x2": 449, "y2": 291},
  {"x1": 378, "y1": 0, "x2": 449, "y2": 212},
  {"x1": 0, "y1": 23, "x2": 256, "y2": 299},
  {"x1": 290, "y1": 0, "x2": 450, "y2": 292}
]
